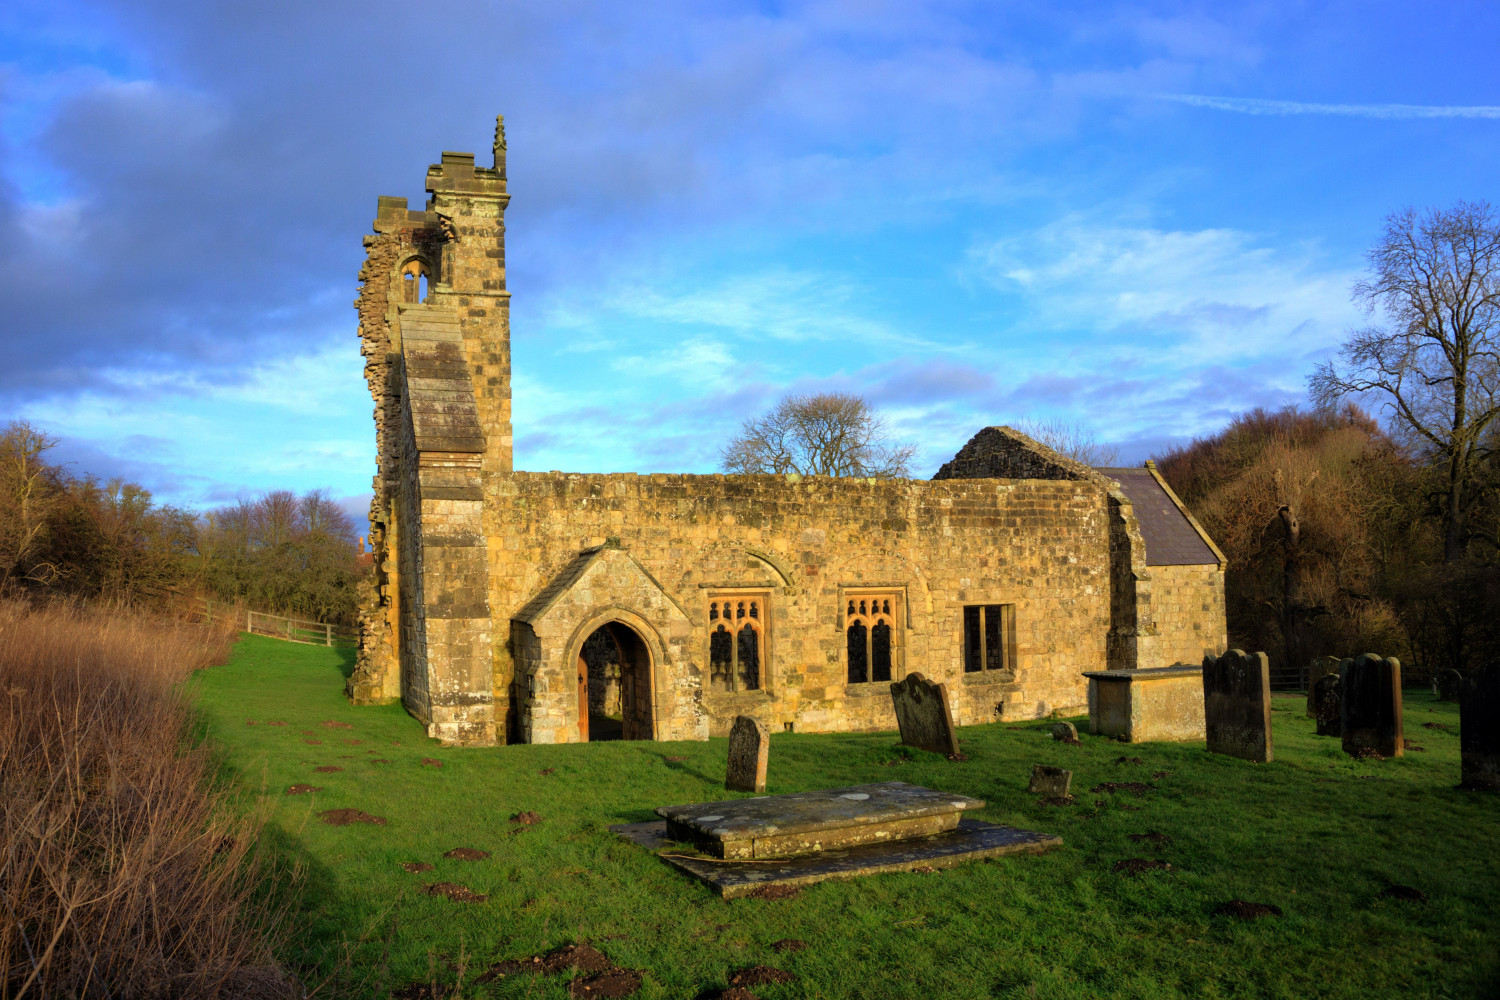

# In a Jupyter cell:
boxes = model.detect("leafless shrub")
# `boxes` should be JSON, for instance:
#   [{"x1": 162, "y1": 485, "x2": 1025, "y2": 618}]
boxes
[{"x1": 0, "y1": 602, "x2": 298, "y2": 999}]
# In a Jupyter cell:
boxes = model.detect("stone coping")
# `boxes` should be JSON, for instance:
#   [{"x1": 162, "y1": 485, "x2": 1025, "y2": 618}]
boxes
[
  {"x1": 655, "y1": 781, "x2": 983, "y2": 842},
  {"x1": 1082, "y1": 665, "x2": 1203, "y2": 681}
]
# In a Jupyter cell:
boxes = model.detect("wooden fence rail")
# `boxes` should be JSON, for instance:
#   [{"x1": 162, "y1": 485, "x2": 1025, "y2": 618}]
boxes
[
  {"x1": 243, "y1": 608, "x2": 357, "y2": 648},
  {"x1": 136, "y1": 585, "x2": 356, "y2": 648}
]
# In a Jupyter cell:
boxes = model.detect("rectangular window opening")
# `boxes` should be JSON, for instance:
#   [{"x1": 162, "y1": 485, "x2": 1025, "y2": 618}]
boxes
[{"x1": 963, "y1": 604, "x2": 1015, "y2": 673}]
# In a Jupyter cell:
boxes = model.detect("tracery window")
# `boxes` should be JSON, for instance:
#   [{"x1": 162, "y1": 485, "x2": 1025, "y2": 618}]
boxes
[
  {"x1": 708, "y1": 595, "x2": 765, "y2": 693},
  {"x1": 963, "y1": 604, "x2": 1015, "y2": 674},
  {"x1": 846, "y1": 593, "x2": 899, "y2": 685}
]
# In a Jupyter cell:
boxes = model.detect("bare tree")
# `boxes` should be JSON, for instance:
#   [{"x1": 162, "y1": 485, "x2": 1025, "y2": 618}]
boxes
[
  {"x1": 721, "y1": 393, "x2": 917, "y2": 478},
  {"x1": 0, "y1": 421, "x2": 61, "y2": 586},
  {"x1": 1310, "y1": 201, "x2": 1500, "y2": 562},
  {"x1": 1016, "y1": 418, "x2": 1119, "y2": 467}
]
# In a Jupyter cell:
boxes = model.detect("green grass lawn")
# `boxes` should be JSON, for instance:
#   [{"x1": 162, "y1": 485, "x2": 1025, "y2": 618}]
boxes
[{"x1": 191, "y1": 634, "x2": 1500, "y2": 999}]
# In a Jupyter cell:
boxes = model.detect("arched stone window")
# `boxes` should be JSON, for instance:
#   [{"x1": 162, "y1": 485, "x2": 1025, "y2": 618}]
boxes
[
  {"x1": 846, "y1": 594, "x2": 898, "y2": 685},
  {"x1": 708, "y1": 595, "x2": 764, "y2": 693},
  {"x1": 400, "y1": 259, "x2": 430, "y2": 303}
]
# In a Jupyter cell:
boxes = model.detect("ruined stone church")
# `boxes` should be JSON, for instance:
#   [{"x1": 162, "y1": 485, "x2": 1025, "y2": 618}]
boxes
[{"x1": 346, "y1": 119, "x2": 1228, "y2": 745}]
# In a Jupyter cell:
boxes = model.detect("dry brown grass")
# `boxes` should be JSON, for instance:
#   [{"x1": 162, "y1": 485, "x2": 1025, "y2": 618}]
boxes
[{"x1": 0, "y1": 602, "x2": 297, "y2": 999}]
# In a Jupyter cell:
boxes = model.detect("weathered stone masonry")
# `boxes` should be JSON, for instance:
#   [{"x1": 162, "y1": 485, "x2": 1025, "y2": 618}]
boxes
[{"x1": 346, "y1": 122, "x2": 1229, "y2": 745}]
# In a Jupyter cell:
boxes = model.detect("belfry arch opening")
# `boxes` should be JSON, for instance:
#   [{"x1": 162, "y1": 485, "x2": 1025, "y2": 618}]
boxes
[
  {"x1": 400, "y1": 259, "x2": 430, "y2": 303},
  {"x1": 575, "y1": 621, "x2": 654, "y2": 742}
]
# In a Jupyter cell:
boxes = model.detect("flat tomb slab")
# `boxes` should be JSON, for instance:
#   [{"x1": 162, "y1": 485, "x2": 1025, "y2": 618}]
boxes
[
  {"x1": 655, "y1": 781, "x2": 984, "y2": 859},
  {"x1": 612, "y1": 818, "x2": 1061, "y2": 898}
]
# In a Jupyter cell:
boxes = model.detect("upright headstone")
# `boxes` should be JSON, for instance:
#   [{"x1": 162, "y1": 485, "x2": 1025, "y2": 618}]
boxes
[
  {"x1": 725, "y1": 715, "x2": 770, "y2": 793},
  {"x1": 1433, "y1": 669, "x2": 1463, "y2": 702},
  {"x1": 1341, "y1": 654, "x2": 1403, "y2": 758},
  {"x1": 1306, "y1": 656, "x2": 1342, "y2": 717},
  {"x1": 889, "y1": 672, "x2": 960, "y2": 756},
  {"x1": 1202, "y1": 649, "x2": 1273, "y2": 762},
  {"x1": 1313, "y1": 673, "x2": 1342, "y2": 736},
  {"x1": 1460, "y1": 666, "x2": 1500, "y2": 791}
]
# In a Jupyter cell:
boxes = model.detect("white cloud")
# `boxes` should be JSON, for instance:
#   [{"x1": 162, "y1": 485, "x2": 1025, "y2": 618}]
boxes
[
  {"x1": 974, "y1": 218, "x2": 1359, "y2": 365},
  {"x1": 1159, "y1": 94, "x2": 1500, "y2": 119}
]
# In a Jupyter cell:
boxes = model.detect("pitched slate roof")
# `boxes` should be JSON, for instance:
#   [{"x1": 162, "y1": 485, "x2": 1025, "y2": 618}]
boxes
[{"x1": 1098, "y1": 467, "x2": 1219, "y2": 567}]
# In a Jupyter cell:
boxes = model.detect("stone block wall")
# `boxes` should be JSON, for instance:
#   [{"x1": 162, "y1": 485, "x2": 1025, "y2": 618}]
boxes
[
  {"x1": 483, "y1": 472, "x2": 1113, "y2": 742},
  {"x1": 1150, "y1": 563, "x2": 1227, "y2": 667}
]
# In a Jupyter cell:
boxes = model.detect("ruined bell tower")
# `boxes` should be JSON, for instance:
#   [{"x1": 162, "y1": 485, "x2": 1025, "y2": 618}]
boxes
[{"x1": 346, "y1": 117, "x2": 513, "y2": 743}]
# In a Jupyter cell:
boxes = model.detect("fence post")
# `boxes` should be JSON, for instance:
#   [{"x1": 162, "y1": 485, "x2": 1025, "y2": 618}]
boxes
[
  {"x1": 247, "y1": 609, "x2": 253, "y2": 633},
  {"x1": 325, "y1": 622, "x2": 332, "y2": 647}
]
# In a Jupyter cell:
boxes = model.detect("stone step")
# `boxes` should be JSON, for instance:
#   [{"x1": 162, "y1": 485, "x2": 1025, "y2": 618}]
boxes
[{"x1": 655, "y1": 781, "x2": 983, "y2": 860}]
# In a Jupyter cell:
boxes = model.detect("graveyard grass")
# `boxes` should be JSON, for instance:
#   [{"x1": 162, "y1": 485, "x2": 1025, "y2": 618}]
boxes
[{"x1": 193, "y1": 635, "x2": 1500, "y2": 1000}]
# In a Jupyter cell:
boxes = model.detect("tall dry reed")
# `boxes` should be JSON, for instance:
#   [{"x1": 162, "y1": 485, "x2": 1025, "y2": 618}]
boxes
[{"x1": 0, "y1": 602, "x2": 297, "y2": 999}]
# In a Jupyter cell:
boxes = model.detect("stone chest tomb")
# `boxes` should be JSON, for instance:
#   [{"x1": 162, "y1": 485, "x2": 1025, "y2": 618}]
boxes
[{"x1": 344, "y1": 120, "x2": 1230, "y2": 745}]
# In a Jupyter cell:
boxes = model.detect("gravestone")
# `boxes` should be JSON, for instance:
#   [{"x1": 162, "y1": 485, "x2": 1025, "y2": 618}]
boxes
[
  {"x1": 1202, "y1": 649, "x2": 1273, "y2": 762},
  {"x1": 1027, "y1": 765, "x2": 1072, "y2": 797},
  {"x1": 1433, "y1": 669, "x2": 1463, "y2": 702},
  {"x1": 889, "y1": 673, "x2": 959, "y2": 756},
  {"x1": 725, "y1": 715, "x2": 770, "y2": 793},
  {"x1": 1312, "y1": 673, "x2": 1342, "y2": 736},
  {"x1": 1340, "y1": 654, "x2": 1403, "y2": 758},
  {"x1": 1460, "y1": 666, "x2": 1499, "y2": 791},
  {"x1": 1306, "y1": 656, "x2": 1342, "y2": 717},
  {"x1": 1051, "y1": 721, "x2": 1078, "y2": 742}
]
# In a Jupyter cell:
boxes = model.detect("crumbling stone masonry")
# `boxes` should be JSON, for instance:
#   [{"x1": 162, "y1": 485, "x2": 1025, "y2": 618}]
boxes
[{"x1": 345, "y1": 121, "x2": 1230, "y2": 745}]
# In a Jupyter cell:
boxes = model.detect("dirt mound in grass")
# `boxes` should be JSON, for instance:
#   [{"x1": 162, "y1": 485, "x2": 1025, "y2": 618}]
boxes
[
  {"x1": 313, "y1": 765, "x2": 342, "y2": 773},
  {"x1": 284, "y1": 784, "x2": 322, "y2": 795},
  {"x1": 665, "y1": 755, "x2": 688, "y2": 762},
  {"x1": 1114, "y1": 756, "x2": 1143, "y2": 764},
  {"x1": 695, "y1": 989, "x2": 760, "y2": 1000},
  {"x1": 746, "y1": 884, "x2": 803, "y2": 900},
  {"x1": 569, "y1": 966, "x2": 643, "y2": 997},
  {"x1": 423, "y1": 881, "x2": 487, "y2": 903},
  {"x1": 1128, "y1": 831, "x2": 1173, "y2": 847},
  {"x1": 511, "y1": 811, "x2": 542, "y2": 826},
  {"x1": 771, "y1": 939, "x2": 806, "y2": 953},
  {"x1": 265, "y1": 720, "x2": 287, "y2": 726},
  {"x1": 480, "y1": 943, "x2": 614, "y2": 980},
  {"x1": 318, "y1": 808, "x2": 385, "y2": 827},
  {"x1": 1402, "y1": 740, "x2": 1426, "y2": 752},
  {"x1": 444, "y1": 847, "x2": 490, "y2": 861},
  {"x1": 540, "y1": 767, "x2": 555, "y2": 775},
  {"x1": 1038, "y1": 795, "x2": 1075, "y2": 806},
  {"x1": 1113, "y1": 858, "x2": 1172, "y2": 877},
  {"x1": 1382, "y1": 884, "x2": 1428, "y2": 902},
  {"x1": 729, "y1": 966, "x2": 796, "y2": 987},
  {"x1": 320, "y1": 720, "x2": 353, "y2": 728},
  {"x1": 1092, "y1": 782, "x2": 1151, "y2": 795},
  {"x1": 1214, "y1": 900, "x2": 1282, "y2": 919},
  {"x1": 401, "y1": 862, "x2": 434, "y2": 873},
  {"x1": 342, "y1": 738, "x2": 363, "y2": 745},
  {"x1": 302, "y1": 739, "x2": 322, "y2": 745},
  {"x1": 1422, "y1": 721, "x2": 1449, "y2": 730},
  {"x1": 371, "y1": 758, "x2": 391, "y2": 764},
  {"x1": 421, "y1": 758, "x2": 443, "y2": 768}
]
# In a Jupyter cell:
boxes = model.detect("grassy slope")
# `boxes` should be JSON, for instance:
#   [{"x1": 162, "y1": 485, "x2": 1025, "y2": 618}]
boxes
[{"x1": 192, "y1": 635, "x2": 1500, "y2": 1000}]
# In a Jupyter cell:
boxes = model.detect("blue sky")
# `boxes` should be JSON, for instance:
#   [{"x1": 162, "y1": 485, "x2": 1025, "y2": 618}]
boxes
[{"x1": 2, "y1": 1, "x2": 1497, "y2": 521}]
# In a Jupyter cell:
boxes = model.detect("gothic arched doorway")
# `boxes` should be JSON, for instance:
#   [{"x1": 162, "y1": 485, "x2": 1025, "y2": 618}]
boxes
[{"x1": 575, "y1": 621, "x2": 654, "y2": 741}]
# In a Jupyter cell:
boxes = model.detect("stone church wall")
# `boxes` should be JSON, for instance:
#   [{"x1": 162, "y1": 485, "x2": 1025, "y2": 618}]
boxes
[{"x1": 483, "y1": 471, "x2": 1112, "y2": 742}]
